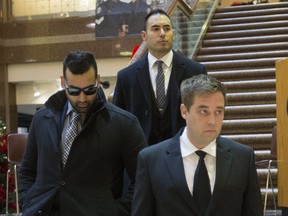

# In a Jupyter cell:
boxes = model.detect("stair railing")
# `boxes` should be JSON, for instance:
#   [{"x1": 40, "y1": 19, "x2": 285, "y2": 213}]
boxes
[{"x1": 188, "y1": 0, "x2": 219, "y2": 59}]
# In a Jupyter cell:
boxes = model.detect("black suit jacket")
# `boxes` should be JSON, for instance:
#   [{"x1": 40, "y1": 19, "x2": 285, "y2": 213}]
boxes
[
  {"x1": 113, "y1": 51, "x2": 207, "y2": 144},
  {"x1": 132, "y1": 129, "x2": 263, "y2": 216}
]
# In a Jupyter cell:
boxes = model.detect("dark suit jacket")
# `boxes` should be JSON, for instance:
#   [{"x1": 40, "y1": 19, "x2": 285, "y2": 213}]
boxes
[
  {"x1": 113, "y1": 51, "x2": 207, "y2": 144},
  {"x1": 19, "y1": 90, "x2": 147, "y2": 216},
  {"x1": 132, "y1": 129, "x2": 263, "y2": 216}
]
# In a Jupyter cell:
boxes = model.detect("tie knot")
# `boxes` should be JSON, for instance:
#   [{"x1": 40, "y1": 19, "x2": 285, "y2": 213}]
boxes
[
  {"x1": 156, "y1": 60, "x2": 163, "y2": 68},
  {"x1": 195, "y1": 150, "x2": 207, "y2": 159},
  {"x1": 71, "y1": 111, "x2": 81, "y2": 122}
]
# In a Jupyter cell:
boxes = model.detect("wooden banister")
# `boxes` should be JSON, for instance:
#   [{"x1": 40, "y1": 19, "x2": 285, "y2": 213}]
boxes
[{"x1": 276, "y1": 57, "x2": 288, "y2": 207}]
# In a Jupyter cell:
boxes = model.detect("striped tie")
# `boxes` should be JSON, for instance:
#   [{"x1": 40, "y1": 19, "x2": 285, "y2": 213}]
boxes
[{"x1": 156, "y1": 60, "x2": 165, "y2": 113}]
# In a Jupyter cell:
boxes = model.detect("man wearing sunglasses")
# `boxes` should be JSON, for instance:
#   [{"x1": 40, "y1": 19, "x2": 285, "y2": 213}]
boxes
[{"x1": 18, "y1": 50, "x2": 148, "y2": 216}]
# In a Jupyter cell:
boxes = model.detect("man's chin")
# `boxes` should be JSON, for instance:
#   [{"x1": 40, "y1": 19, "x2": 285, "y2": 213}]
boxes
[{"x1": 76, "y1": 106, "x2": 89, "y2": 113}]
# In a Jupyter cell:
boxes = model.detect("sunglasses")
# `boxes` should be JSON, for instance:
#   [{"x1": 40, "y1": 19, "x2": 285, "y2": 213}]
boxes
[{"x1": 64, "y1": 79, "x2": 98, "y2": 96}]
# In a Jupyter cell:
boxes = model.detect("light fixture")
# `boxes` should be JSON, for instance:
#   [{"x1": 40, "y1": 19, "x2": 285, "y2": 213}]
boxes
[
  {"x1": 33, "y1": 84, "x2": 40, "y2": 97},
  {"x1": 86, "y1": 22, "x2": 95, "y2": 29}
]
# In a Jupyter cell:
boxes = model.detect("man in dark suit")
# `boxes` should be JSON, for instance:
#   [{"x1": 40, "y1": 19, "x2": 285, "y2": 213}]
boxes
[
  {"x1": 132, "y1": 74, "x2": 262, "y2": 216},
  {"x1": 113, "y1": 9, "x2": 207, "y2": 145},
  {"x1": 18, "y1": 51, "x2": 147, "y2": 216}
]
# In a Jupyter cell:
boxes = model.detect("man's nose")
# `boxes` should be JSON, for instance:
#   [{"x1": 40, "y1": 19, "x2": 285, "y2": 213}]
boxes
[
  {"x1": 78, "y1": 91, "x2": 87, "y2": 101},
  {"x1": 160, "y1": 28, "x2": 165, "y2": 36},
  {"x1": 208, "y1": 114, "x2": 216, "y2": 125}
]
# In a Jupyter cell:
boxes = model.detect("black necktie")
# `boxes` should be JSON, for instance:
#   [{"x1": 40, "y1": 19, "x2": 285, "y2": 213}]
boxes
[
  {"x1": 155, "y1": 60, "x2": 165, "y2": 113},
  {"x1": 193, "y1": 150, "x2": 211, "y2": 215}
]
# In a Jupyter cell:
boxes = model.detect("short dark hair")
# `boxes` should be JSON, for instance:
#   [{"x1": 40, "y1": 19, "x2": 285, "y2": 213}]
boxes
[
  {"x1": 143, "y1": 9, "x2": 171, "y2": 31},
  {"x1": 63, "y1": 51, "x2": 98, "y2": 79},
  {"x1": 180, "y1": 74, "x2": 227, "y2": 110}
]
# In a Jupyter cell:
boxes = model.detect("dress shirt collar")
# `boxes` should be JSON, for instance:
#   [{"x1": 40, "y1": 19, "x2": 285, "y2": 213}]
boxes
[
  {"x1": 65, "y1": 102, "x2": 85, "y2": 124},
  {"x1": 148, "y1": 50, "x2": 173, "y2": 69},
  {"x1": 180, "y1": 127, "x2": 217, "y2": 158},
  {"x1": 66, "y1": 102, "x2": 74, "y2": 116}
]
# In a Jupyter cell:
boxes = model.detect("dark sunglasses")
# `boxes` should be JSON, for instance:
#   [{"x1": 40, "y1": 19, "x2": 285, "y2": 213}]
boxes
[{"x1": 64, "y1": 79, "x2": 98, "y2": 96}]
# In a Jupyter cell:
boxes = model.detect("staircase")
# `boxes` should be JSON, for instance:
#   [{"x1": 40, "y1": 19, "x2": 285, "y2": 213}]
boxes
[{"x1": 195, "y1": 1, "x2": 288, "y2": 210}]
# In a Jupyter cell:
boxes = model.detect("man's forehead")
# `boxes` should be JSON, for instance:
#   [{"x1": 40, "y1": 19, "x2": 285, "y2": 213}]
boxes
[
  {"x1": 193, "y1": 92, "x2": 225, "y2": 104},
  {"x1": 148, "y1": 14, "x2": 171, "y2": 24},
  {"x1": 150, "y1": 23, "x2": 171, "y2": 28}
]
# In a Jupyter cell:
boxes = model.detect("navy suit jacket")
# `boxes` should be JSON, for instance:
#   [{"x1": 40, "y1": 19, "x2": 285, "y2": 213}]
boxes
[
  {"x1": 113, "y1": 51, "x2": 207, "y2": 142},
  {"x1": 19, "y1": 90, "x2": 147, "y2": 216},
  {"x1": 132, "y1": 129, "x2": 263, "y2": 216}
]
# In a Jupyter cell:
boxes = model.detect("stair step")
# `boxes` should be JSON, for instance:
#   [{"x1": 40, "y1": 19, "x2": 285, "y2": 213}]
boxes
[
  {"x1": 222, "y1": 118, "x2": 276, "y2": 134},
  {"x1": 260, "y1": 188, "x2": 278, "y2": 196},
  {"x1": 202, "y1": 34, "x2": 288, "y2": 47},
  {"x1": 208, "y1": 20, "x2": 288, "y2": 32},
  {"x1": 225, "y1": 104, "x2": 276, "y2": 119},
  {"x1": 257, "y1": 168, "x2": 277, "y2": 176},
  {"x1": 215, "y1": 2, "x2": 288, "y2": 13},
  {"x1": 201, "y1": 57, "x2": 284, "y2": 69},
  {"x1": 208, "y1": 68, "x2": 275, "y2": 81},
  {"x1": 255, "y1": 150, "x2": 273, "y2": 160},
  {"x1": 223, "y1": 79, "x2": 275, "y2": 92},
  {"x1": 197, "y1": 50, "x2": 288, "y2": 62},
  {"x1": 214, "y1": 7, "x2": 288, "y2": 19},
  {"x1": 198, "y1": 42, "x2": 288, "y2": 55},
  {"x1": 211, "y1": 14, "x2": 288, "y2": 25},
  {"x1": 204, "y1": 27, "x2": 288, "y2": 39},
  {"x1": 223, "y1": 134, "x2": 272, "y2": 149},
  {"x1": 226, "y1": 91, "x2": 276, "y2": 105}
]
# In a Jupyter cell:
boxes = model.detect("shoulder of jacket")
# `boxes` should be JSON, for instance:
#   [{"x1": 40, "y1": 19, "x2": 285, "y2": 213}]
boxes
[
  {"x1": 218, "y1": 136, "x2": 252, "y2": 152},
  {"x1": 105, "y1": 102, "x2": 136, "y2": 120}
]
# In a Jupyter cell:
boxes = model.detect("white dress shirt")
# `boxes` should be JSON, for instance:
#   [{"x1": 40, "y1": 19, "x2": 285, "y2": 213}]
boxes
[{"x1": 180, "y1": 127, "x2": 217, "y2": 195}]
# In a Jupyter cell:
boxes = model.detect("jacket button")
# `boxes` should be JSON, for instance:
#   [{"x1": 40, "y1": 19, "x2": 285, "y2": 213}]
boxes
[
  {"x1": 60, "y1": 180, "x2": 66, "y2": 186},
  {"x1": 37, "y1": 210, "x2": 43, "y2": 215},
  {"x1": 144, "y1": 110, "x2": 149, "y2": 115}
]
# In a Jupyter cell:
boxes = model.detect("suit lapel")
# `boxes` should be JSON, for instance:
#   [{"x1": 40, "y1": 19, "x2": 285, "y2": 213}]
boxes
[
  {"x1": 45, "y1": 111, "x2": 62, "y2": 155},
  {"x1": 165, "y1": 131, "x2": 200, "y2": 214},
  {"x1": 135, "y1": 55, "x2": 154, "y2": 109},
  {"x1": 207, "y1": 137, "x2": 233, "y2": 213},
  {"x1": 168, "y1": 52, "x2": 187, "y2": 130},
  {"x1": 170, "y1": 52, "x2": 187, "y2": 85}
]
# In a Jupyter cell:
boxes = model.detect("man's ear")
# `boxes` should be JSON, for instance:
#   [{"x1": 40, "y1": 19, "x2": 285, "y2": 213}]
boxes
[
  {"x1": 60, "y1": 76, "x2": 65, "y2": 89},
  {"x1": 141, "y1": 30, "x2": 147, "y2": 41},
  {"x1": 180, "y1": 104, "x2": 188, "y2": 119}
]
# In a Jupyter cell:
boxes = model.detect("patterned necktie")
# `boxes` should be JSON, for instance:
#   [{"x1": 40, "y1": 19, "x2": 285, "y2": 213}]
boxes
[
  {"x1": 193, "y1": 150, "x2": 211, "y2": 215},
  {"x1": 156, "y1": 60, "x2": 165, "y2": 113},
  {"x1": 63, "y1": 111, "x2": 81, "y2": 165}
]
